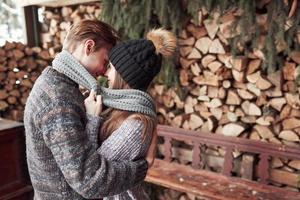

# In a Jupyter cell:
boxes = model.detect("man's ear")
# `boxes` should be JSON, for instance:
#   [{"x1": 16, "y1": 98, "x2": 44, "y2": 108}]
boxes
[{"x1": 84, "y1": 39, "x2": 95, "y2": 55}]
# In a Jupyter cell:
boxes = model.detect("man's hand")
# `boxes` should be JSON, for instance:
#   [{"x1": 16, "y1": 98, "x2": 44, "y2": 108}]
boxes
[
  {"x1": 84, "y1": 89, "x2": 102, "y2": 116},
  {"x1": 145, "y1": 129, "x2": 157, "y2": 168}
]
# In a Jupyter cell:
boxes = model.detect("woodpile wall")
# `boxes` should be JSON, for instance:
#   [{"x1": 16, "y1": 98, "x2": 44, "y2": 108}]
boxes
[
  {"x1": 0, "y1": 42, "x2": 51, "y2": 121},
  {"x1": 39, "y1": 2, "x2": 101, "y2": 57},
  {"x1": 149, "y1": 8, "x2": 300, "y2": 196}
]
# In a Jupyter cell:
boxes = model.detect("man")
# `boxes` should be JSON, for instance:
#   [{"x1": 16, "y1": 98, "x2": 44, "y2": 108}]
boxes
[{"x1": 24, "y1": 19, "x2": 155, "y2": 200}]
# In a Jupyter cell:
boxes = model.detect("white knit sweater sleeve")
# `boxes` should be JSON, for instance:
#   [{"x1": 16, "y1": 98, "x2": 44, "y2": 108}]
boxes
[{"x1": 97, "y1": 119, "x2": 151, "y2": 161}]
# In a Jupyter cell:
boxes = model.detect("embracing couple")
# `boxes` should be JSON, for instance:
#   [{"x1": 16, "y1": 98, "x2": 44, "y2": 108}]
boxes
[{"x1": 24, "y1": 19, "x2": 176, "y2": 200}]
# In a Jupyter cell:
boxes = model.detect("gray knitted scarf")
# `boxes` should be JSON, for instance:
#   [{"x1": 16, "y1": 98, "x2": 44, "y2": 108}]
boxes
[{"x1": 52, "y1": 50, "x2": 157, "y2": 119}]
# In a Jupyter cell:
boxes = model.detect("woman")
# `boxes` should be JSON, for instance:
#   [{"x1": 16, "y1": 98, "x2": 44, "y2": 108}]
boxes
[{"x1": 85, "y1": 28, "x2": 176, "y2": 199}]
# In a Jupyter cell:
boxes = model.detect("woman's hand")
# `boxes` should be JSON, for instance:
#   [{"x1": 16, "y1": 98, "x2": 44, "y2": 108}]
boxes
[{"x1": 84, "y1": 90, "x2": 102, "y2": 116}]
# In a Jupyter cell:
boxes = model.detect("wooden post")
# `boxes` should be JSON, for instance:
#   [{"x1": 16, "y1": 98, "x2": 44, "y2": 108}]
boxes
[{"x1": 24, "y1": 6, "x2": 40, "y2": 47}]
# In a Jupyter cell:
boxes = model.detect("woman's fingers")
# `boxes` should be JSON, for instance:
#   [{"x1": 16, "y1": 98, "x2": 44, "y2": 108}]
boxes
[
  {"x1": 88, "y1": 89, "x2": 96, "y2": 100},
  {"x1": 95, "y1": 95, "x2": 102, "y2": 116}
]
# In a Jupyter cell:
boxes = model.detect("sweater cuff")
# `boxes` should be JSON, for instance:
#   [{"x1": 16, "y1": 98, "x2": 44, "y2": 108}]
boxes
[{"x1": 133, "y1": 159, "x2": 148, "y2": 184}]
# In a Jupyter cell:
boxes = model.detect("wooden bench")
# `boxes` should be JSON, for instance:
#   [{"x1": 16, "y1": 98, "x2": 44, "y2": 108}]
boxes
[
  {"x1": 145, "y1": 125, "x2": 300, "y2": 200},
  {"x1": 0, "y1": 118, "x2": 33, "y2": 200}
]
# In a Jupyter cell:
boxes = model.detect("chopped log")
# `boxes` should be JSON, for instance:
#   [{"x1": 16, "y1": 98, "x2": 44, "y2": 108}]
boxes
[
  {"x1": 174, "y1": 94, "x2": 184, "y2": 109},
  {"x1": 193, "y1": 71, "x2": 219, "y2": 86},
  {"x1": 21, "y1": 79, "x2": 33, "y2": 88},
  {"x1": 290, "y1": 51, "x2": 300, "y2": 64},
  {"x1": 0, "y1": 100, "x2": 9, "y2": 110},
  {"x1": 247, "y1": 83, "x2": 261, "y2": 96},
  {"x1": 256, "y1": 116, "x2": 271, "y2": 126},
  {"x1": 246, "y1": 71, "x2": 261, "y2": 83},
  {"x1": 219, "y1": 18, "x2": 238, "y2": 38},
  {"x1": 204, "y1": 98, "x2": 222, "y2": 108},
  {"x1": 290, "y1": 108, "x2": 300, "y2": 118},
  {"x1": 222, "y1": 80, "x2": 231, "y2": 88},
  {"x1": 195, "y1": 37, "x2": 212, "y2": 54},
  {"x1": 218, "y1": 87, "x2": 226, "y2": 99},
  {"x1": 270, "y1": 169, "x2": 299, "y2": 187},
  {"x1": 269, "y1": 97, "x2": 287, "y2": 111},
  {"x1": 249, "y1": 130, "x2": 260, "y2": 140},
  {"x1": 201, "y1": 54, "x2": 216, "y2": 68},
  {"x1": 222, "y1": 123, "x2": 246, "y2": 137},
  {"x1": 207, "y1": 86, "x2": 219, "y2": 98},
  {"x1": 190, "y1": 63, "x2": 201, "y2": 76},
  {"x1": 235, "y1": 108, "x2": 245, "y2": 117},
  {"x1": 232, "y1": 69, "x2": 245, "y2": 82},
  {"x1": 241, "y1": 101, "x2": 262, "y2": 116},
  {"x1": 227, "y1": 111, "x2": 238, "y2": 122},
  {"x1": 184, "y1": 96, "x2": 197, "y2": 114},
  {"x1": 197, "y1": 95, "x2": 210, "y2": 102},
  {"x1": 267, "y1": 70, "x2": 282, "y2": 89},
  {"x1": 226, "y1": 90, "x2": 241, "y2": 105},
  {"x1": 189, "y1": 114, "x2": 204, "y2": 130},
  {"x1": 207, "y1": 61, "x2": 222, "y2": 73},
  {"x1": 187, "y1": 48, "x2": 202, "y2": 59},
  {"x1": 241, "y1": 116, "x2": 257, "y2": 124},
  {"x1": 7, "y1": 96, "x2": 17, "y2": 104},
  {"x1": 180, "y1": 57, "x2": 195, "y2": 69},
  {"x1": 256, "y1": 93, "x2": 267, "y2": 107},
  {"x1": 190, "y1": 86, "x2": 201, "y2": 96},
  {"x1": 210, "y1": 107, "x2": 222, "y2": 120},
  {"x1": 178, "y1": 37, "x2": 195, "y2": 46},
  {"x1": 247, "y1": 59, "x2": 261, "y2": 74},
  {"x1": 282, "y1": 118, "x2": 300, "y2": 129},
  {"x1": 179, "y1": 69, "x2": 189, "y2": 86},
  {"x1": 253, "y1": 125, "x2": 274, "y2": 139},
  {"x1": 199, "y1": 85, "x2": 207, "y2": 96},
  {"x1": 283, "y1": 81, "x2": 297, "y2": 92},
  {"x1": 203, "y1": 17, "x2": 219, "y2": 39},
  {"x1": 283, "y1": 62, "x2": 296, "y2": 81},
  {"x1": 13, "y1": 49, "x2": 25, "y2": 60},
  {"x1": 209, "y1": 39, "x2": 225, "y2": 54},
  {"x1": 256, "y1": 76, "x2": 272, "y2": 90},
  {"x1": 279, "y1": 130, "x2": 299, "y2": 142},
  {"x1": 237, "y1": 89, "x2": 255, "y2": 100},
  {"x1": 0, "y1": 90, "x2": 9, "y2": 100},
  {"x1": 288, "y1": 160, "x2": 300, "y2": 170},
  {"x1": 271, "y1": 158, "x2": 284, "y2": 168},
  {"x1": 186, "y1": 24, "x2": 207, "y2": 39},
  {"x1": 280, "y1": 104, "x2": 292, "y2": 120},
  {"x1": 231, "y1": 56, "x2": 248, "y2": 71},
  {"x1": 179, "y1": 46, "x2": 193, "y2": 57},
  {"x1": 9, "y1": 90, "x2": 21, "y2": 97},
  {"x1": 285, "y1": 93, "x2": 300, "y2": 109},
  {"x1": 265, "y1": 89, "x2": 283, "y2": 98}
]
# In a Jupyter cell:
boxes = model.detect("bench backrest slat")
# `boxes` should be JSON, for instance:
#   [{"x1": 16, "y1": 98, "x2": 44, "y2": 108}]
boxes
[{"x1": 157, "y1": 124, "x2": 300, "y2": 183}]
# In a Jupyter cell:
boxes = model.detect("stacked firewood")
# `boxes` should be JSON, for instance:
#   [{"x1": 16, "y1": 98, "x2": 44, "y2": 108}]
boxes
[
  {"x1": 0, "y1": 41, "x2": 51, "y2": 121},
  {"x1": 149, "y1": 10, "x2": 300, "y2": 191},
  {"x1": 40, "y1": 2, "x2": 101, "y2": 57}
]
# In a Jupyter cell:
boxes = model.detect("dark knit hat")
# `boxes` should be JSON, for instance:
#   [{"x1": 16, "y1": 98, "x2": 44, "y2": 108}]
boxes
[{"x1": 109, "y1": 28, "x2": 177, "y2": 90}]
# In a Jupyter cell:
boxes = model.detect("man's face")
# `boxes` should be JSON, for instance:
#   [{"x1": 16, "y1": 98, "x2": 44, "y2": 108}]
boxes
[
  {"x1": 83, "y1": 45, "x2": 112, "y2": 78},
  {"x1": 105, "y1": 62, "x2": 116, "y2": 88}
]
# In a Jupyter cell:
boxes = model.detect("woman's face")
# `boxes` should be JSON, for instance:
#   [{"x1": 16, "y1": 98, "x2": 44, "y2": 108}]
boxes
[{"x1": 105, "y1": 62, "x2": 116, "y2": 88}]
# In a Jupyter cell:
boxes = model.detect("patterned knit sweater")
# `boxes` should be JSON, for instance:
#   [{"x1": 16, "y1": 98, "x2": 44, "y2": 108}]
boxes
[
  {"x1": 24, "y1": 66, "x2": 148, "y2": 200},
  {"x1": 97, "y1": 120, "x2": 152, "y2": 200}
]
